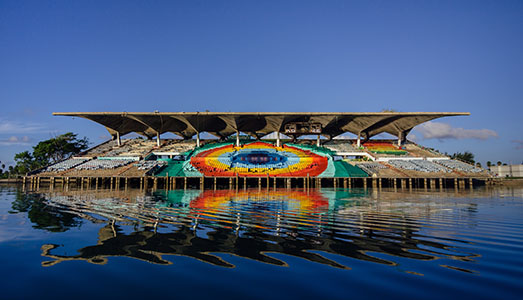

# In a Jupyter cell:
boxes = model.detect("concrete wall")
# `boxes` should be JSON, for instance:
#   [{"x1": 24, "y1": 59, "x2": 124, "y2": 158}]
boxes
[{"x1": 489, "y1": 165, "x2": 523, "y2": 177}]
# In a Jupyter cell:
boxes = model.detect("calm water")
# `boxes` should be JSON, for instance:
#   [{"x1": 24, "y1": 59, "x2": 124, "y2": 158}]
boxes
[{"x1": 1, "y1": 185, "x2": 522, "y2": 299}]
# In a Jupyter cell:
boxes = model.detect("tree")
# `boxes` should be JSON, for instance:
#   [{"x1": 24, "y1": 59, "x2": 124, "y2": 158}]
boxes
[
  {"x1": 451, "y1": 151, "x2": 475, "y2": 164},
  {"x1": 476, "y1": 162, "x2": 482, "y2": 168},
  {"x1": 32, "y1": 132, "x2": 89, "y2": 165},
  {"x1": 497, "y1": 161, "x2": 502, "y2": 166},
  {"x1": 486, "y1": 161, "x2": 492, "y2": 167},
  {"x1": 14, "y1": 151, "x2": 35, "y2": 174},
  {"x1": 11, "y1": 132, "x2": 89, "y2": 175}
]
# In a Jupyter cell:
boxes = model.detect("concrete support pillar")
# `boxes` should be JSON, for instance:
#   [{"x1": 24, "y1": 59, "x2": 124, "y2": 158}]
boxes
[
  {"x1": 409, "y1": 178, "x2": 412, "y2": 189},
  {"x1": 236, "y1": 131, "x2": 240, "y2": 147},
  {"x1": 229, "y1": 177, "x2": 233, "y2": 190},
  {"x1": 394, "y1": 178, "x2": 397, "y2": 189},
  {"x1": 156, "y1": 132, "x2": 161, "y2": 147},
  {"x1": 363, "y1": 178, "x2": 367, "y2": 189},
  {"x1": 316, "y1": 135, "x2": 321, "y2": 147},
  {"x1": 183, "y1": 177, "x2": 187, "y2": 190},
  {"x1": 397, "y1": 131, "x2": 402, "y2": 146},
  {"x1": 196, "y1": 132, "x2": 200, "y2": 148},
  {"x1": 116, "y1": 132, "x2": 122, "y2": 147},
  {"x1": 200, "y1": 177, "x2": 204, "y2": 190},
  {"x1": 276, "y1": 132, "x2": 281, "y2": 148},
  {"x1": 343, "y1": 178, "x2": 347, "y2": 189},
  {"x1": 424, "y1": 178, "x2": 428, "y2": 189},
  {"x1": 258, "y1": 177, "x2": 262, "y2": 190},
  {"x1": 469, "y1": 178, "x2": 473, "y2": 190},
  {"x1": 244, "y1": 177, "x2": 247, "y2": 190},
  {"x1": 357, "y1": 133, "x2": 361, "y2": 148},
  {"x1": 454, "y1": 178, "x2": 458, "y2": 189},
  {"x1": 348, "y1": 178, "x2": 352, "y2": 189},
  {"x1": 213, "y1": 177, "x2": 217, "y2": 191}
]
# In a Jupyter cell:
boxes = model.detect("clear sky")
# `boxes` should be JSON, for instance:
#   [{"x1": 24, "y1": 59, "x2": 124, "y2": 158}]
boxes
[{"x1": 1, "y1": 0, "x2": 522, "y2": 167}]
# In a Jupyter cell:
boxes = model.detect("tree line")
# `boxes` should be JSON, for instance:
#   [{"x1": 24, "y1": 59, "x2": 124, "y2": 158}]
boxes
[{"x1": 0, "y1": 133, "x2": 89, "y2": 178}]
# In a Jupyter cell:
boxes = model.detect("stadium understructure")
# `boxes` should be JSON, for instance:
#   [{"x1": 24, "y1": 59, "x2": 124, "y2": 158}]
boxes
[{"x1": 26, "y1": 112, "x2": 493, "y2": 190}]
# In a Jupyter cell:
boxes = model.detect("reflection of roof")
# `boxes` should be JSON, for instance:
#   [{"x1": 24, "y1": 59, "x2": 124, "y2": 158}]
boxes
[{"x1": 53, "y1": 111, "x2": 469, "y2": 139}]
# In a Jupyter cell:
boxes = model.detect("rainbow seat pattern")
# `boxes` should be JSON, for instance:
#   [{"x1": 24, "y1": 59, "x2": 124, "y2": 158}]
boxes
[
  {"x1": 363, "y1": 142, "x2": 407, "y2": 155},
  {"x1": 190, "y1": 142, "x2": 328, "y2": 177}
]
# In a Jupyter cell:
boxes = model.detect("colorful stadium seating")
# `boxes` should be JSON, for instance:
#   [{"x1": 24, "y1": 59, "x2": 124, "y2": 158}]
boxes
[
  {"x1": 363, "y1": 141, "x2": 407, "y2": 155},
  {"x1": 188, "y1": 142, "x2": 329, "y2": 177}
]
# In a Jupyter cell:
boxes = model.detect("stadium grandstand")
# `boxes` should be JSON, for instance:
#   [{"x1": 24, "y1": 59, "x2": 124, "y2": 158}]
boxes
[{"x1": 24, "y1": 111, "x2": 493, "y2": 190}]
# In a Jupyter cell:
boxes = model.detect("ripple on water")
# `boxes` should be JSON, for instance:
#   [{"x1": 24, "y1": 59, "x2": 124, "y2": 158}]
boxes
[{"x1": 2, "y1": 186, "x2": 523, "y2": 299}]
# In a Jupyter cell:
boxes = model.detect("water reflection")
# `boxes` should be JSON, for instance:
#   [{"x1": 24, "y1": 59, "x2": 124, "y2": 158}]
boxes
[{"x1": 11, "y1": 187, "x2": 496, "y2": 273}]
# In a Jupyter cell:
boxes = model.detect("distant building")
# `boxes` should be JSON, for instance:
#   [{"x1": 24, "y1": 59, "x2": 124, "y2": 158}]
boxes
[{"x1": 489, "y1": 164, "x2": 523, "y2": 178}]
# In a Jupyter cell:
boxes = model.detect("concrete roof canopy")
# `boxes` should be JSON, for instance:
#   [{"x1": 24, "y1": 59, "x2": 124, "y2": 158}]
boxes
[{"x1": 53, "y1": 112, "x2": 469, "y2": 140}]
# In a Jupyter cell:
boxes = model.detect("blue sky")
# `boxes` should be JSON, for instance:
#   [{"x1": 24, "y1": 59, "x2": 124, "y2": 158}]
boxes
[{"x1": 1, "y1": 0, "x2": 522, "y2": 167}]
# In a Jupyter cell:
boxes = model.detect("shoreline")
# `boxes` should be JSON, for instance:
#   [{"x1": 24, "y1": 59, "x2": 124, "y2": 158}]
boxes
[
  {"x1": 493, "y1": 178, "x2": 523, "y2": 187},
  {"x1": 0, "y1": 179, "x2": 22, "y2": 184},
  {"x1": 2, "y1": 177, "x2": 523, "y2": 187}
]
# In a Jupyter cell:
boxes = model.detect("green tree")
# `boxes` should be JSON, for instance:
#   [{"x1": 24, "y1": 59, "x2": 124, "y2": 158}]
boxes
[
  {"x1": 32, "y1": 132, "x2": 89, "y2": 166},
  {"x1": 12, "y1": 132, "x2": 89, "y2": 175},
  {"x1": 14, "y1": 151, "x2": 35, "y2": 174},
  {"x1": 486, "y1": 161, "x2": 492, "y2": 167},
  {"x1": 451, "y1": 151, "x2": 475, "y2": 164}
]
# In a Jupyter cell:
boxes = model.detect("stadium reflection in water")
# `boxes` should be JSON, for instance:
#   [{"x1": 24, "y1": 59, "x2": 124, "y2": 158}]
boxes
[{"x1": 30, "y1": 187, "x2": 488, "y2": 271}]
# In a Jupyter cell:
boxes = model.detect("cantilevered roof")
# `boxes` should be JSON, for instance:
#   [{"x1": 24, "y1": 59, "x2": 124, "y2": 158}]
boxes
[{"x1": 53, "y1": 112, "x2": 469, "y2": 139}]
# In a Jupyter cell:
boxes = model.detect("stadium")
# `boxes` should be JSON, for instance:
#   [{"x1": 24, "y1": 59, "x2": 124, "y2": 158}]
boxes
[{"x1": 25, "y1": 111, "x2": 493, "y2": 190}]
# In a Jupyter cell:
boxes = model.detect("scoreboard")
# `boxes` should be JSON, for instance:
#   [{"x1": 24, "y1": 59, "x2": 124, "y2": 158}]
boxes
[{"x1": 284, "y1": 122, "x2": 322, "y2": 134}]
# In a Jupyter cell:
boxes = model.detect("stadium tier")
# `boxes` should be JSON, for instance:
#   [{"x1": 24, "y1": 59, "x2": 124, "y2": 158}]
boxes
[
  {"x1": 362, "y1": 141, "x2": 408, "y2": 156},
  {"x1": 387, "y1": 159, "x2": 450, "y2": 173},
  {"x1": 434, "y1": 159, "x2": 484, "y2": 173},
  {"x1": 323, "y1": 141, "x2": 358, "y2": 153},
  {"x1": 31, "y1": 137, "x2": 491, "y2": 179},
  {"x1": 32, "y1": 111, "x2": 493, "y2": 182}
]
